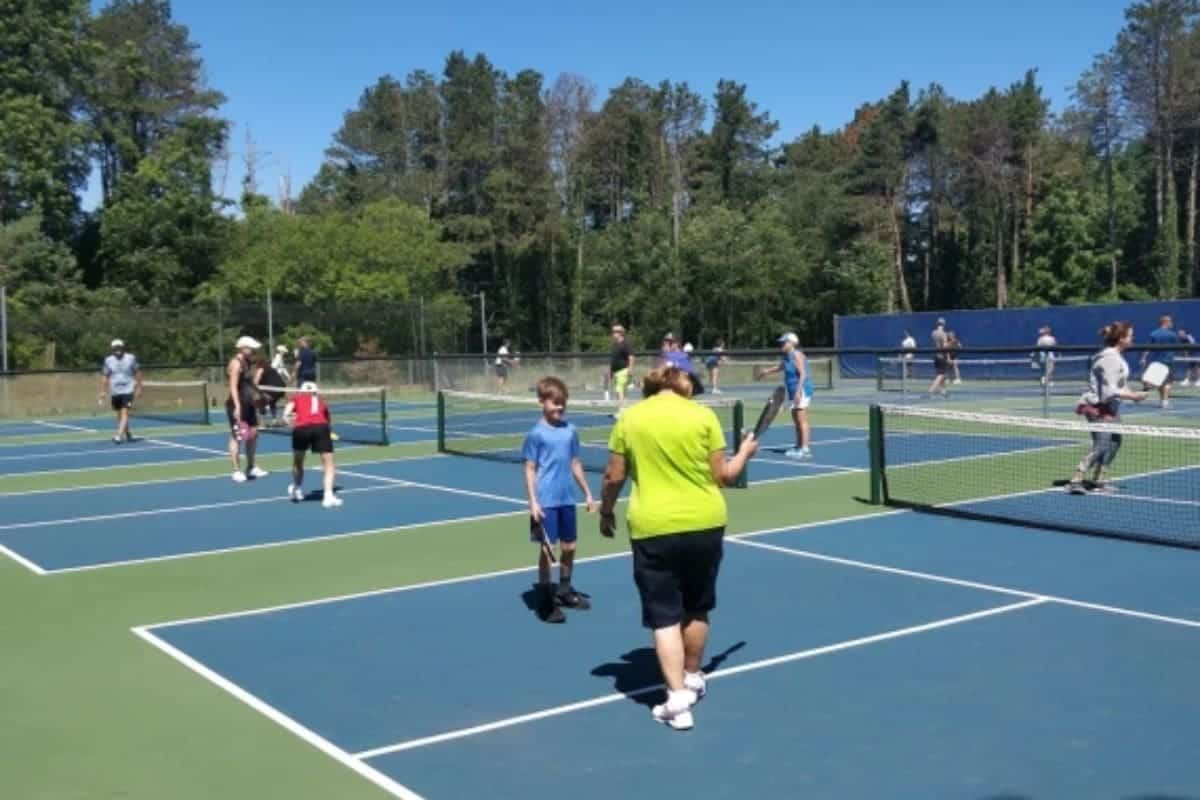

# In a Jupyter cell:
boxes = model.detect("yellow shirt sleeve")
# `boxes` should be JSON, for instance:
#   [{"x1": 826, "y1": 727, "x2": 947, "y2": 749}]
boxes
[
  {"x1": 703, "y1": 408, "x2": 726, "y2": 454},
  {"x1": 608, "y1": 415, "x2": 627, "y2": 456}
]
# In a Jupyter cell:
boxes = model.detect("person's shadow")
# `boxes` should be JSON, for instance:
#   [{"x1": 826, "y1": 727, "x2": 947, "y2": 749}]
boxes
[{"x1": 591, "y1": 641, "x2": 746, "y2": 708}]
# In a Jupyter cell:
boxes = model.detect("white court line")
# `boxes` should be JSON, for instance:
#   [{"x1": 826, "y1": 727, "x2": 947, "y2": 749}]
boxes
[
  {"x1": 33, "y1": 420, "x2": 98, "y2": 433},
  {"x1": 0, "y1": 483, "x2": 409, "y2": 531},
  {"x1": 340, "y1": 469, "x2": 525, "y2": 507},
  {"x1": 755, "y1": 457, "x2": 860, "y2": 472},
  {"x1": 38, "y1": 507, "x2": 539, "y2": 576},
  {"x1": 731, "y1": 537, "x2": 1200, "y2": 629},
  {"x1": 353, "y1": 598, "x2": 1047, "y2": 759},
  {"x1": 0, "y1": 542, "x2": 47, "y2": 575},
  {"x1": 0, "y1": 443, "x2": 172, "y2": 462},
  {"x1": 131, "y1": 627, "x2": 425, "y2": 800}
]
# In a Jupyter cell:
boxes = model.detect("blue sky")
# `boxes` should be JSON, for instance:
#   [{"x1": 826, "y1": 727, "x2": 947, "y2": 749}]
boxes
[{"x1": 85, "y1": 0, "x2": 1132, "y2": 210}]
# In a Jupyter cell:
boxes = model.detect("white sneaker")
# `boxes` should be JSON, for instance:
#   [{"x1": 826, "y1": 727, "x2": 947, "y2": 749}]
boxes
[
  {"x1": 652, "y1": 689, "x2": 697, "y2": 730},
  {"x1": 232, "y1": 471, "x2": 247, "y2": 483},
  {"x1": 287, "y1": 484, "x2": 304, "y2": 502},
  {"x1": 322, "y1": 494, "x2": 343, "y2": 509},
  {"x1": 683, "y1": 672, "x2": 707, "y2": 701},
  {"x1": 248, "y1": 466, "x2": 269, "y2": 479},
  {"x1": 953, "y1": 378, "x2": 962, "y2": 385}
]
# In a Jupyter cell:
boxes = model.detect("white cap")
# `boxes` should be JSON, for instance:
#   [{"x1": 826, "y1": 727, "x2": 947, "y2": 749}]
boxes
[
  {"x1": 778, "y1": 332, "x2": 799, "y2": 345},
  {"x1": 299, "y1": 381, "x2": 318, "y2": 393},
  {"x1": 276, "y1": 344, "x2": 288, "y2": 353},
  {"x1": 683, "y1": 343, "x2": 694, "y2": 353},
  {"x1": 110, "y1": 339, "x2": 125, "y2": 349},
  {"x1": 235, "y1": 336, "x2": 262, "y2": 350}
]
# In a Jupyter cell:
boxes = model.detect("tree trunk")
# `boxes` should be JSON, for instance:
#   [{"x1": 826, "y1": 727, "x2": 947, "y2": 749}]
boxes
[
  {"x1": 1011, "y1": 194, "x2": 1021, "y2": 296},
  {"x1": 995, "y1": 211, "x2": 1007, "y2": 309},
  {"x1": 1105, "y1": 135, "x2": 1117, "y2": 296},
  {"x1": 572, "y1": 219, "x2": 584, "y2": 352},
  {"x1": 888, "y1": 195, "x2": 912, "y2": 312},
  {"x1": 1188, "y1": 141, "x2": 1198, "y2": 297}
]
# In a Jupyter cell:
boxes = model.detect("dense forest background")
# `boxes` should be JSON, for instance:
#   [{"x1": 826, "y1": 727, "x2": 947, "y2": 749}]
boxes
[{"x1": 4, "y1": 0, "x2": 1200, "y2": 366}]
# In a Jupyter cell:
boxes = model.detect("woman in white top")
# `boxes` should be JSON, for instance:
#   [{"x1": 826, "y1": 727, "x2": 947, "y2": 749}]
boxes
[
  {"x1": 1068, "y1": 321, "x2": 1147, "y2": 494},
  {"x1": 271, "y1": 345, "x2": 291, "y2": 384}
]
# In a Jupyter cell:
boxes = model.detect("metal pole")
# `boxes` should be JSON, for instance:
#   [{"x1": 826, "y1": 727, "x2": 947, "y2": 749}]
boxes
[
  {"x1": 216, "y1": 295, "x2": 224, "y2": 364},
  {"x1": 266, "y1": 288, "x2": 275, "y2": 355},
  {"x1": 1, "y1": 285, "x2": 8, "y2": 373},
  {"x1": 479, "y1": 290, "x2": 487, "y2": 376}
]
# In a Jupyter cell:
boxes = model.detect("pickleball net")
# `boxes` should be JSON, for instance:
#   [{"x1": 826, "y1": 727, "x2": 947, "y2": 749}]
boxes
[
  {"x1": 438, "y1": 390, "x2": 746, "y2": 485},
  {"x1": 869, "y1": 403, "x2": 1200, "y2": 549}
]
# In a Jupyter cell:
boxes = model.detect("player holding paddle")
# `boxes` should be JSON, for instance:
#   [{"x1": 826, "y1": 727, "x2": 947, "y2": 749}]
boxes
[
  {"x1": 522, "y1": 377, "x2": 595, "y2": 624},
  {"x1": 285, "y1": 382, "x2": 342, "y2": 508},
  {"x1": 226, "y1": 336, "x2": 268, "y2": 484},
  {"x1": 756, "y1": 332, "x2": 813, "y2": 459},
  {"x1": 1068, "y1": 321, "x2": 1148, "y2": 494}
]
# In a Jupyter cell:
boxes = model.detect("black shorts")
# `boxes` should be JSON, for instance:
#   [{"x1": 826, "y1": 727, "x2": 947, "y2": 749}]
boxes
[
  {"x1": 632, "y1": 528, "x2": 724, "y2": 629},
  {"x1": 225, "y1": 398, "x2": 259, "y2": 430},
  {"x1": 111, "y1": 393, "x2": 134, "y2": 411},
  {"x1": 292, "y1": 424, "x2": 334, "y2": 454},
  {"x1": 934, "y1": 355, "x2": 949, "y2": 376},
  {"x1": 495, "y1": 364, "x2": 509, "y2": 379}
]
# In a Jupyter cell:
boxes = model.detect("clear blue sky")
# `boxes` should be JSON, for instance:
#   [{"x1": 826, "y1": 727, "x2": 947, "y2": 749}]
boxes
[{"x1": 85, "y1": 0, "x2": 1133, "y2": 210}]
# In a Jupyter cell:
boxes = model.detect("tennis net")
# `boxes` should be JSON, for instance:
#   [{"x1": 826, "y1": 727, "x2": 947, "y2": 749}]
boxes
[
  {"x1": 132, "y1": 381, "x2": 211, "y2": 426},
  {"x1": 876, "y1": 355, "x2": 1091, "y2": 395},
  {"x1": 256, "y1": 385, "x2": 389, "y2": 446},
  {"x1": 869, "y1": 403, "x2": 1200, "y2": 549},
  {"x1": 438, "y1": 390, "x2": 746, "y2": 484},
  {"x1": 715, "y1": 358, "x2": 835, "y2": 392}
]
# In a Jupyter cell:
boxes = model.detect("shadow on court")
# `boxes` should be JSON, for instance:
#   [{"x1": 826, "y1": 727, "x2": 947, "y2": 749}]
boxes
[{"x1": 590, "y1": 641, "x2": 746, "y2": 708}]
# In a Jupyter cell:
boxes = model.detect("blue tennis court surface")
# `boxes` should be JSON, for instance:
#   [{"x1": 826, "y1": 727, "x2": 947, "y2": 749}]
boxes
[{"x1": 140, "y1": 512, "x2": 1200, "y2": 799}]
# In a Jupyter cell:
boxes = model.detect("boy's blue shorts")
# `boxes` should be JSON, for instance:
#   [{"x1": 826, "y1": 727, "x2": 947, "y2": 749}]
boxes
[{"x1": 531, "y1": 505, "x2": 578, "y2": 545}]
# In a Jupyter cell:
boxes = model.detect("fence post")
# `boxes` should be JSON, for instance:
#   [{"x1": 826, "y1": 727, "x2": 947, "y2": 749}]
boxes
[
  {"x1": 266, "y1": 288, "x2": 274, "y2": 355},
  {"x1": 1, "y1": 284, "x2": 8, "y2": 374},
  {"x1": 216, "y1": 296, "x2": 224, "y2": 364}
]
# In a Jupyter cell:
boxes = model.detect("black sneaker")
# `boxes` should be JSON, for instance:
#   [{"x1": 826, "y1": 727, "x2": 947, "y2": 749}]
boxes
[
  {"x1": 1067, "y1": 480, "x2": 1088, "y2": 495},
  {"x1": 537, "y1": 585, "x2": 566, "y2": 623},
  {"x1": 124, "y1": 430, "x2": 135, "y2": 442},
  {"x1": 556, "y1": 588, "x2": 592, "y2": 610}
]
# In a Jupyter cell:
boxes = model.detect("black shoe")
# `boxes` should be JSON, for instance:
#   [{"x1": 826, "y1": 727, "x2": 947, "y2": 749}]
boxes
[
  {"x1": 125, "y1": 431, "x2": 135, "y2": 442},
  {"x1": 537, "y1": 585, "x2": 566, "y2": 623},
  {"x1": 556, "y1": 588, "x2": 591, "y2": 610}
]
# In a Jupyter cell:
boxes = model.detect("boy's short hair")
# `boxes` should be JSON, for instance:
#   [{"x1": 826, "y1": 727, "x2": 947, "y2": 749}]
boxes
[{"x1": 536, "y1": 376, "x2": 569, "y2": 403}]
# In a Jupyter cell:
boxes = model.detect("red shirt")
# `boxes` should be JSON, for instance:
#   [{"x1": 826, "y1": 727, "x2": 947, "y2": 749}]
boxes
[{"x1": 291, "y1": 393, "x2": 330, "y2": 428}]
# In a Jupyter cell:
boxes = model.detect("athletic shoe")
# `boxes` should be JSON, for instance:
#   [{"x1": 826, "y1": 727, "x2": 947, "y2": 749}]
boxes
[
  {"x1": 1091, "y1": 480, "x2": 1118, "y2": 494},
  {"x1": 556, "y1": 587, "x2": 591, "y2": 610},
  {"x1": 784, "y1": 447, "x2": 804, "y2": 459},
  {"x1": 248, "y1": 466, "x2": 269, "y2": 479},
  {"x1": 232, "y1": 471, "x2": 248, "y2": 483},
  {"x1": 953, "y1": 378, "x2": 962, "y2": 384},
  {"x1": 1066, "y1": 480, "x2": 1087, "y2": 495},
  {"x1": 287, "y1": 484, "x2": 304, "y2": 502},
  {"x1": 684, "y1": 672, "x2": 707, "y2": 701},
  {"x1": 652, "y1": 690, "x2": 697, "y2": 730},
  {"x1": 124, "y1": 430, "x2": 134, "y2": 442},
  {"x1": 322, "y1": 494, "x2": 344, "y2": 509},
  {"x1": 798, "y1": 448, "x2": 812, "y2": 460},
  {"x1": 112, "y1": 436, "x2": 122, "y2": 445},
  {"x1": 536, "y1": 586, "x2": 566, "y2": 624}
]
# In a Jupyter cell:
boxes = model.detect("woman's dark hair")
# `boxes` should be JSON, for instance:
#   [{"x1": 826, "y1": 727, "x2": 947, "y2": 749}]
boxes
[{"x1": 1100, "y1": 321, "x2": 1133, "y2": 347}]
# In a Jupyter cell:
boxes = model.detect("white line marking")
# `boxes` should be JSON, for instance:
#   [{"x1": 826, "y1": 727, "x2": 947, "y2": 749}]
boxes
[
  {"x1": 730, "y1": 537, "x2": 1200, "y2": 629},
  {"x1": 0, "y1": 542, "x2": 47, "y2": 575},
  {"x1": 353, "y1": 598, "x2": 1047, "y2": 759},
  {"x1": 131, "y1": 628, "x2": 425, "y2": 800},
  {"x1": 33, "y1": 420, "x2": 97, "y2": 433},
  {"x1": 138, "y1": 513, "x2": 904, "y2": 628},
  {"x1": 0, "y1": 451, "x2": 216, "y2": 480},
  {"x1": 0, "y1": 443, "x2": 179, "y2": 462},
  {"x1": 755, "y1": 457, "x2": 860, "y2": 472},
  {"x1": 0, "y1": 483, "x2": 410, "y2": 531},
  {"x1": 340, "y1": 469, "x2": 525, "y2": 506}
]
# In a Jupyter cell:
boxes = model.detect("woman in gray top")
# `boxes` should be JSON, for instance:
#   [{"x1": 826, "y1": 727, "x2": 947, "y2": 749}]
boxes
[{"x1": 1068, "y1": 322, "x2": 1147, "y2": 494}]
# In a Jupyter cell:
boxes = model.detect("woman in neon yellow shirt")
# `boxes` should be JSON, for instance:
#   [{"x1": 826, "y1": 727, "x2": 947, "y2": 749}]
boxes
[{"x1": 600, "y1": 366, "x2": 757, "y2": 731}]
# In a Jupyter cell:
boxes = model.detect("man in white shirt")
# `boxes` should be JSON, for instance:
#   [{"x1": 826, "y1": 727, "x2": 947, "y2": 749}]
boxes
[
  {"x1": 1035, "y1": 326, "x2": 1058, "y2": 386},
  {"x1": 900, "y1": 330, "x2": 916, "y2": 380},
  {"x1": 99, "y1": 339, "x2": 143, "y2": 444},
  {"x1": 495, "y1": 339, "x2": 518, "y2": 392}
]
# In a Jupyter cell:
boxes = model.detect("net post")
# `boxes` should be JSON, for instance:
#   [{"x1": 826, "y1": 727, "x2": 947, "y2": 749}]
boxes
[
  {"x1": 868, "y1": 404, "x2": 884, "y2": 505},
  {"x1": 380, "y1": 387, "x2": 389, "y2": 446},
  {"x1": 875, "y1": 356, "x2": 884, "y2": 393},
  {"x1": 733, "y1": 399, "x2": 748, "y2": 489},
  {"x1": 201, "y1": 381, "x2": 211, "y2": 425},
  {"x1": 436, "y1": 391, "x2": 446, "y2": 453}
]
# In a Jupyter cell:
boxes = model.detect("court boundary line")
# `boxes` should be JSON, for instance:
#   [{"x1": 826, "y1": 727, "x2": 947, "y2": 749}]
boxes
[
  {"x1": 130, "y1": 627, "x2": 426, "y2": 800},
  {"x1": 0, "y1": 542, "x2": 47, "y2": 575},
  {"x1": 731, "y1": 537, "x2": 1200, "y2": 629},
  {"x1": 351, "y1": 598, "x2": 1047, "y2": 759},
  {"x1": 0, "y1": 443, "x2": 175, "y2": 462}
]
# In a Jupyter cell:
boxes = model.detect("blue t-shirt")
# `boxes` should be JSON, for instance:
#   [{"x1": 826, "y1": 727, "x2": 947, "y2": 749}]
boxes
[
  {"x1": 662, "y1": 350, "x2": 694, "y2": 374},
  {"x1": 1149, "y1": 327, "x2": 1176, "y2": 364},
  {"x1": 296, "y1": 347, "x2": 318, "y2": 380},
  {"x1": 522, "y1": 420, "x2": 581, "y2": 508},
  {"x1": 102, "y1": 353, "x2": 140, "y2": 395},
  {"x1": 781, "y1": 351, "x2": 814, "y2": 397}
]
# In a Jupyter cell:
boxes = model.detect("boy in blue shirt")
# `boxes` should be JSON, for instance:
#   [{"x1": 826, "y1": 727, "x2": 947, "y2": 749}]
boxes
[{"x1": 522, "y1": 376, "x2": 596, "y2": 623}]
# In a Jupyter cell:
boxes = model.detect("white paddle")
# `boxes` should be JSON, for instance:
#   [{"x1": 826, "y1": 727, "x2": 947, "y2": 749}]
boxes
[{"x1": 1142, "y1": 361, "x2": 1170, "y2": 388}]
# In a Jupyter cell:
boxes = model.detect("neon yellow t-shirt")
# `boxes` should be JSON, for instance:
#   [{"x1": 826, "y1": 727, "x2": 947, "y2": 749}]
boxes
[{"x1": 607, "y1": 392, "x2": 729, "y2": 539}]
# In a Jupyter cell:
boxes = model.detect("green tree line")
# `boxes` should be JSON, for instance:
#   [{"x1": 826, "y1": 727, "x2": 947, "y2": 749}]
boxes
[{"x1": 3, "y1": 0, "x2": 1200, "y2": 367}]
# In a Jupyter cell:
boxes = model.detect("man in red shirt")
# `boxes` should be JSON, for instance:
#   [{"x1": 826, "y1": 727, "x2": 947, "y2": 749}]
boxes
[{"x1": 285, "y1": 382, "x2": 342, "y2": 508}]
